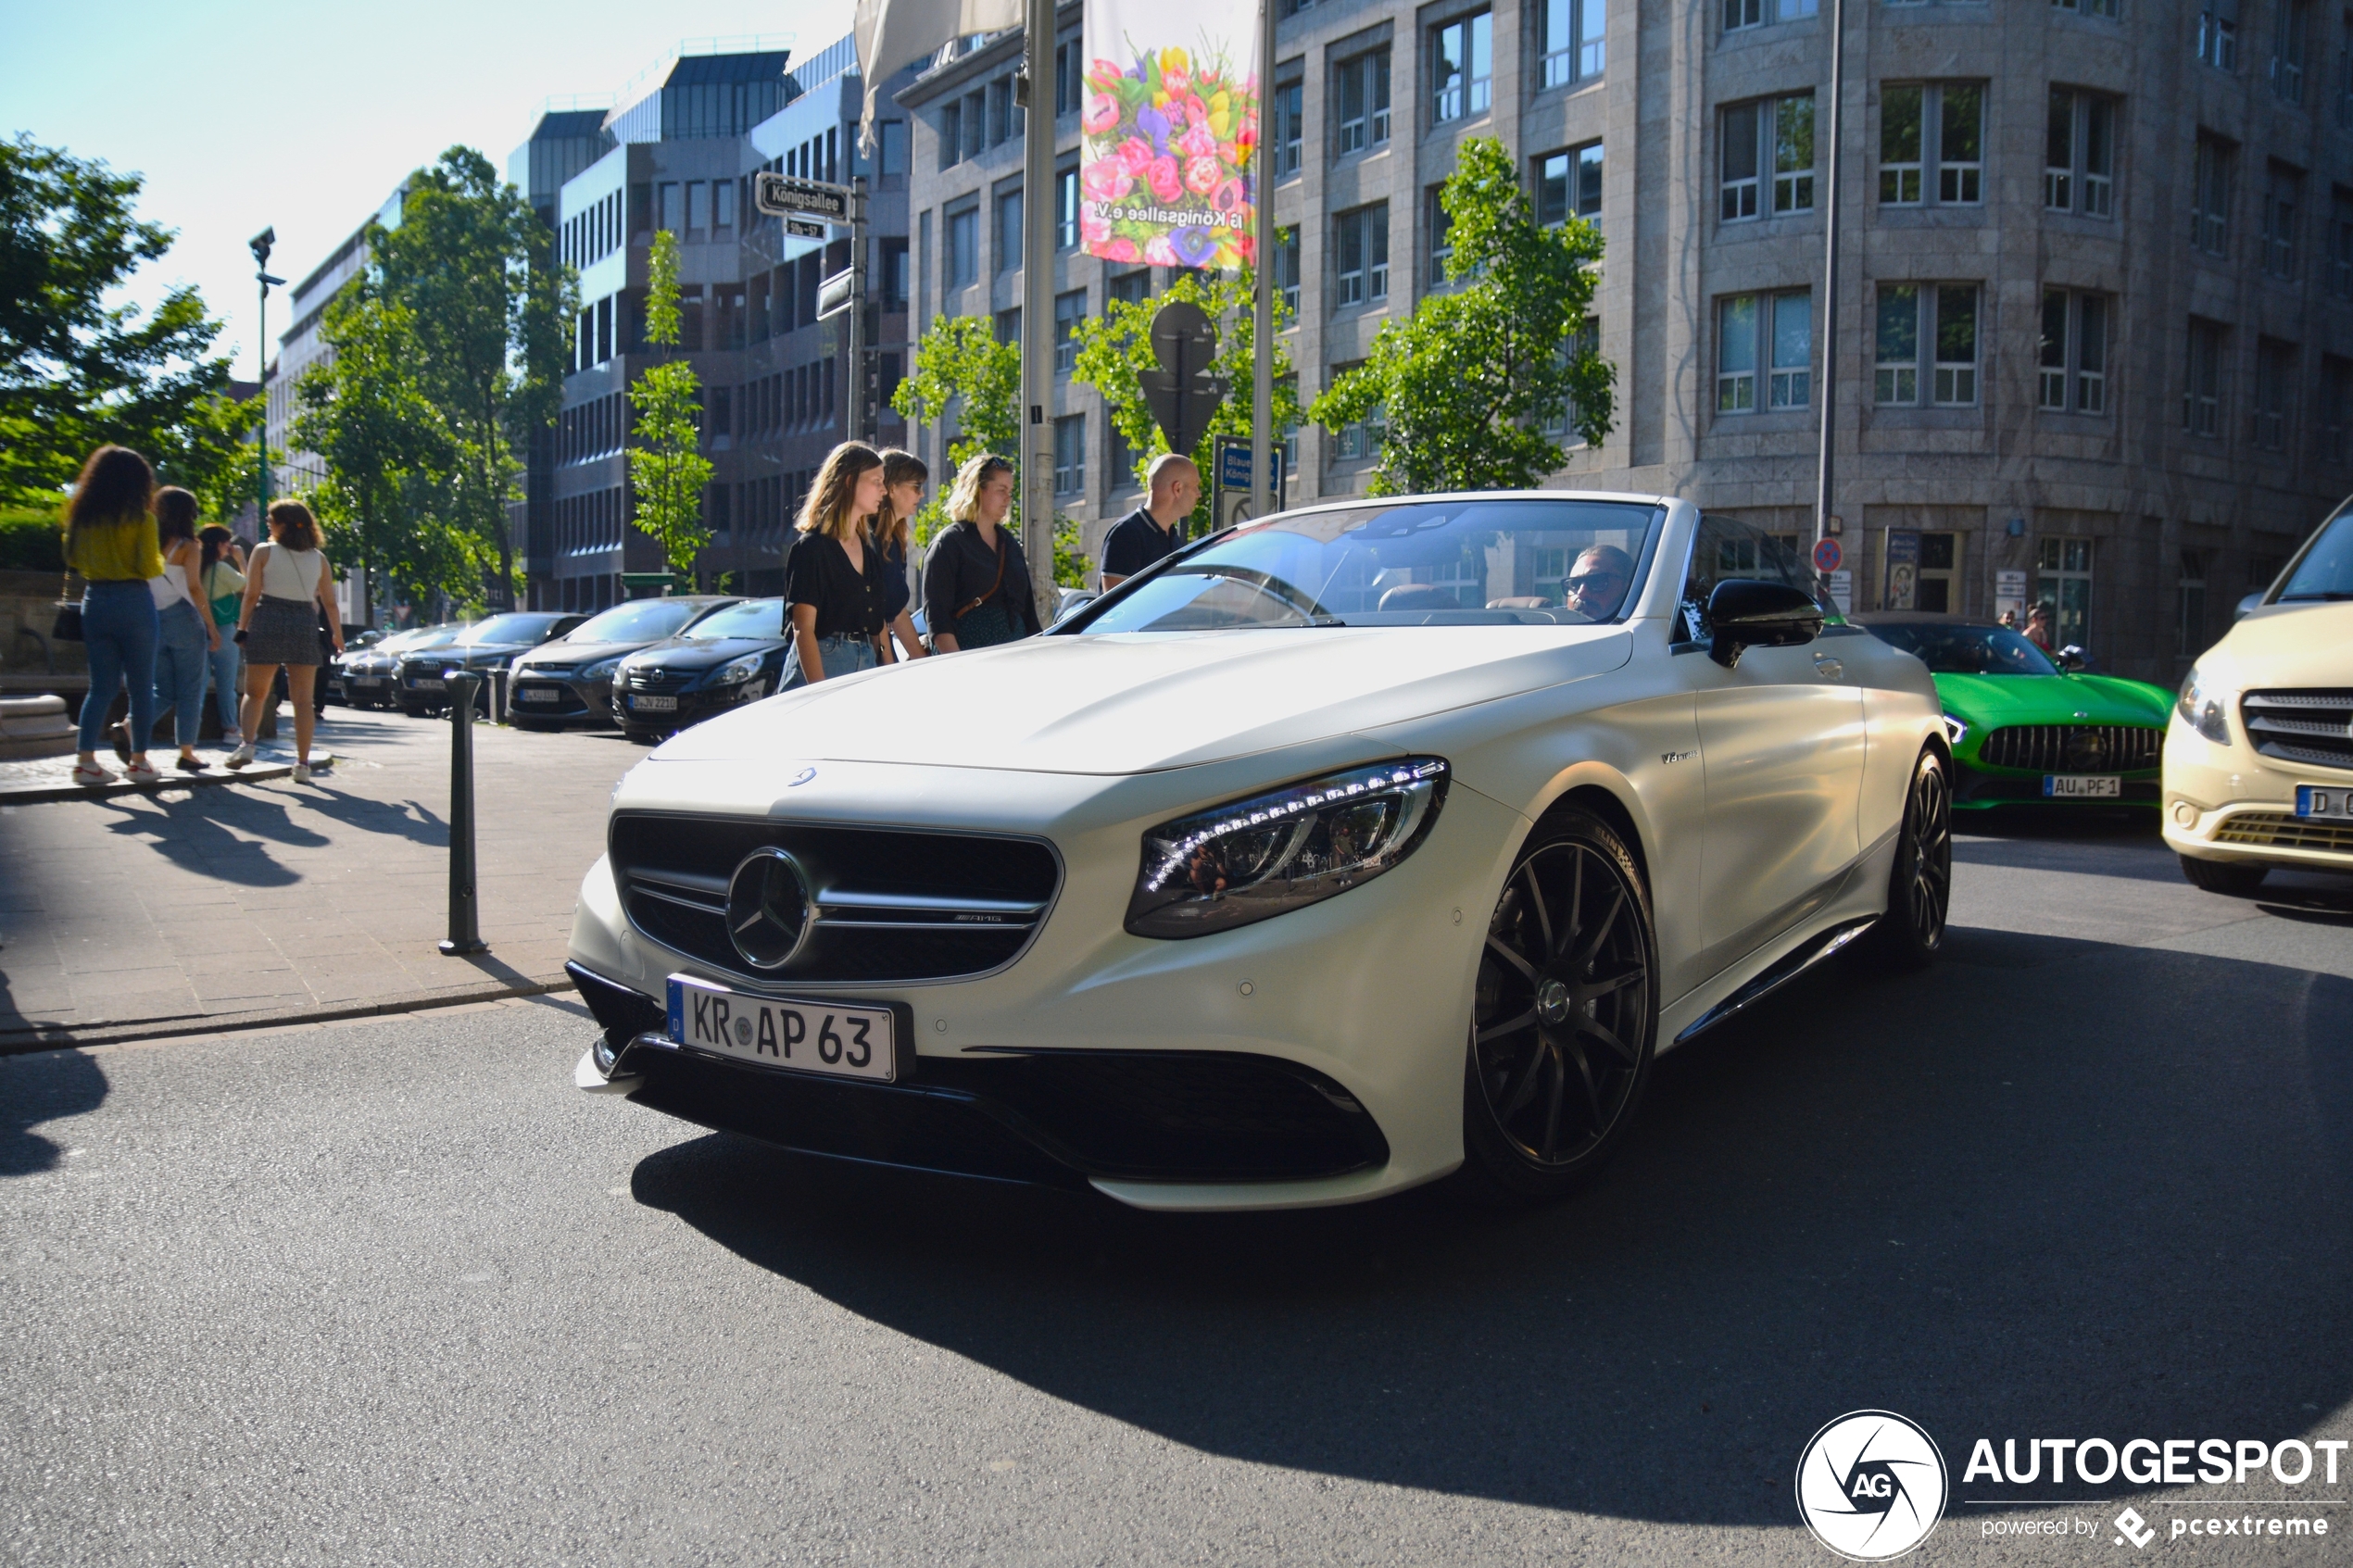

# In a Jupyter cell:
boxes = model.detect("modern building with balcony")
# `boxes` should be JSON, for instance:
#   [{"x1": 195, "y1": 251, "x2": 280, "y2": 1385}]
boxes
[{"x1": 899, "y1": 0, "x2": 2353, "y2": 679}]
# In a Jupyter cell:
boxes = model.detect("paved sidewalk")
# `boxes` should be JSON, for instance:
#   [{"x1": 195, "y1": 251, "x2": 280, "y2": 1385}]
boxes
[{"x1": 0, "y1": 707, "x2": 648, "y2": 1048}]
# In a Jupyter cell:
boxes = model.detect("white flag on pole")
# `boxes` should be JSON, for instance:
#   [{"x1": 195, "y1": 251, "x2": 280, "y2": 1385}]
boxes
[{"x1": 853, "y1": 0, "x2": 1025, "y2": 149}]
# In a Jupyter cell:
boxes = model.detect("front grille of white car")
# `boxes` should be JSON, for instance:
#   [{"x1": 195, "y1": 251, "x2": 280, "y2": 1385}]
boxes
[
  {"x1": 609, "y1": 811, "x2": 1061, "y2": 985},
  {"x1": 1978, "y1": 723, "x2": 2163, "y2": 772},
  {"x1": 2242, "y1": 689, "x2": 2353, "y2": 771}
]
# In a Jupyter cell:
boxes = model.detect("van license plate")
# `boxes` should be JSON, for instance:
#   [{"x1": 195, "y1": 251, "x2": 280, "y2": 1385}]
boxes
[{"x1": 2296, "y1": 786, "x2": 2352, "y2": 820}]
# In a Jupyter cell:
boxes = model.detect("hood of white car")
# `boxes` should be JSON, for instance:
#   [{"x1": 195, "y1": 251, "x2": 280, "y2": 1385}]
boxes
[{"x1": 650, "y1": 624, "x2": 1634, "y2": 775}]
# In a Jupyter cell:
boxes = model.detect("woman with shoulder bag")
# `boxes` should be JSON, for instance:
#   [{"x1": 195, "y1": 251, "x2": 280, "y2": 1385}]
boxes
[
  {"x1": 782, "y1": 442, "x2": 891, "y2": 687},
  {"x1": 871, "y1": 448, "x2": 929, "y2": 664},
  {"x1": 921, "y1": 453, "x2": 1042, "y2": 653},
  {"x1": 197, "y1": 526, "x2": 247, "y2": 745},
  {"x1": 62, "y1": 445, "x2": 165, "y2": 787},
  {"x1": 227, "y1": 500, "x2": 343, "y2": 783},
  {"x1": 138, "y1": 487, "x2": 221, "y2": 772}
]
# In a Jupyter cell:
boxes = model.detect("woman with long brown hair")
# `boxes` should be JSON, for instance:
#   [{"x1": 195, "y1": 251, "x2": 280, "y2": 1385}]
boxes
[
  {"x1": 871, "y1": 448, "x2": 929, "y2": 664},
  {"x1": 227, "y1": 500, "x2": 344, "y2": 783},
  {"x1": 783, "y1": 442, "x2": 890, "y2": 687},
  {"x1": 197, "y1": 525, "x2": 246, "y2": 744},
  {"x1": 62, "y1": 445, "x2": 164, "y2": 786},
  {"x1": 138, "y1": 486, "x2": 222, "y2": 772},
  {"x1": 921, "y1": 453, "x2": 1041, "y2": 652}
]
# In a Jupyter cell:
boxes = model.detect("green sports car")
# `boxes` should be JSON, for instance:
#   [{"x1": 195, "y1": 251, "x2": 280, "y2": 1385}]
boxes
[{"x1": 1856, "y1": 613, "x2": 2174, "y2": 809}]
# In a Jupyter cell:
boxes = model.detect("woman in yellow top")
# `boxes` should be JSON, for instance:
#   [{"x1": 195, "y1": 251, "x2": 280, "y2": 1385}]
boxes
[{"x1": 63, "y1": 445, "x2": 166, "y2": 787}]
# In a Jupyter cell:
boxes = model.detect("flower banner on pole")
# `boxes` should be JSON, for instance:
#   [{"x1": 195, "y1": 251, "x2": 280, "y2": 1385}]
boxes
[{"x1": 1078, "y1": 0, "x2": 1260, "y2": 271}]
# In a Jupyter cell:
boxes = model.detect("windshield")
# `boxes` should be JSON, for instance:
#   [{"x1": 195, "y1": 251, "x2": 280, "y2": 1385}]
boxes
[
  {"x1": 1867, "y1": 621, "x2": 2059, "y2": 676},
  {"x1": 1074, "y1": 498, "x2": 1664, "y2": 634},
  {"x1": 2277, "y1": 509, "x2": 2353, "y2": 601},
  {"x1": 459, "y1": 613, "x2": 564, "y2": 646},
  {"x1": 568, "y1": 599, "x2": 712, "y2": 643},
  {"x1": 681, "y1": 598, "x2": 786, "y2": 640},
  {"x1": 388, "y1": 627, "x2": 460, "y2": 655}
]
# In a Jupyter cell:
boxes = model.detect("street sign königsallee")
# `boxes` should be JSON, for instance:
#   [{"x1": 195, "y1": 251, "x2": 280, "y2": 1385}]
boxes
[{"x1": 753, "y1": 172, "x2": 853, "y2": 221}]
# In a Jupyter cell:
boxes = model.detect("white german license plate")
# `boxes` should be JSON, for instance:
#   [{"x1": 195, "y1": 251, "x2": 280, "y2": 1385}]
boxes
[
  {"x1": 353, "y1": 677, "x2": 384, "y2": 688},
  {"x1": 413, "y1": 676, "x2": 446, "y2": 691},
  {"x1": 2044, "y1": 775, "x2": 2120, "y2": 798},
  {"x1": 2297, "y1": 785, "x2": 2353, "y2": 820},
  {"x1": 629, "y1": 693, "x2": 677, "y2": 711},
  {"x1": 666, "y1": 973, "x2": 900, "y2": 1082},
  {"x1": 517, "y1": 687, "x2": 560, "y2": 702}
]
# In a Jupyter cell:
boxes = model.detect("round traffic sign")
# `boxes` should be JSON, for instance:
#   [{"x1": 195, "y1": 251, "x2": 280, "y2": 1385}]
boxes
[{"x1": 1812, "y1": 536, "x2": 1843, "y2": 573}]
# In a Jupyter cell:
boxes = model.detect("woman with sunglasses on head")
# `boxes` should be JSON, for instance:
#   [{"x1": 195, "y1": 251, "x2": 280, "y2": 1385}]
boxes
[
  {"x1": 921, "y1": 453, "x2": 1041, "y2": 653},
  {"x1": 783, "y1": 442, "x2": 892, "y2": 687},
  {"x1": 870, "y1": 448, "x2": 929, "y2": 664},
  {"x1": 61, "y1": 445, "x2": 165, "y2": 786}
]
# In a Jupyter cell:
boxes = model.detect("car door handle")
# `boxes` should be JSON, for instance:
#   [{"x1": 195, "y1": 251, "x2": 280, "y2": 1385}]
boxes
[{"x1": 1812, "y1": 657, "x2": 1843, "y2": 679}]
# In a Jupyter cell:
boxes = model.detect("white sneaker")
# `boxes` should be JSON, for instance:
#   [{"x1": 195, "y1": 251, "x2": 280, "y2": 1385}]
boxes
[
  {"x1": 123, "y1": 759, "x2": 162, "y2": 784},
  {"x1": 293, "y1": 763, "x2": 312, "y2": 784},
  {"x1": 225, "y1": 744, "x2": 256, "y2": 770},
  {"x1": 70, "y1": 761, "x2": 116, "y2": 787}
]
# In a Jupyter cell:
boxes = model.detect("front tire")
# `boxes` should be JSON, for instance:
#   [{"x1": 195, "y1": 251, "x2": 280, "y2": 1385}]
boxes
[
  {"x1": 2180, "y1": 854, "x2": 2268, "y2": 897},
  {"x1": 1868, "y1": 746, "x2": 1953, "y2": 972},
  {"x1": 1459, "y1": 809, "x2": 1659, "y2": 1204}
]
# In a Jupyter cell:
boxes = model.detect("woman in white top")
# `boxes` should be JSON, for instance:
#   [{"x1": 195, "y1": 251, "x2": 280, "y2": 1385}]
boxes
[
  {"x1": 140, "y1": 488, "x2": 220, "y2": 772},
  {"x1": 227, "y1": 500, "x2": 343, "y2": 782}
]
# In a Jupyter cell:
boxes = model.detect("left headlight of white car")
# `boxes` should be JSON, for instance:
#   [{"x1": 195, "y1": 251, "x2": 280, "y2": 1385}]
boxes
[{"x1": 1126, "y1": 758, "x2": 1451, "y2": 938}]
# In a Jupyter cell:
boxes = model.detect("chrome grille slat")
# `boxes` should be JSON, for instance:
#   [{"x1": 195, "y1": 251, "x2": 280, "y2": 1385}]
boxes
[
  {"x1": 2243, "y1": 688, "x2": 2353, "y2": 771},
  {"x1": 1979, "y1": 723, "x2": 2162, "y2": 773}
]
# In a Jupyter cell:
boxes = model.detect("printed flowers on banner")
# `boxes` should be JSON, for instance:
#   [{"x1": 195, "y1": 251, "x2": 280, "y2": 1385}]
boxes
[{"x1": 1079, "y1": 42, "x2": 1258, "y2": 270}]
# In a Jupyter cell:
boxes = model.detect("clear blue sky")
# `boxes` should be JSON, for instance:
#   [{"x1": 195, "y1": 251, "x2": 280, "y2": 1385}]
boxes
[{"x1": 2, "y1": 0, "x2": 858, "y2": 383}]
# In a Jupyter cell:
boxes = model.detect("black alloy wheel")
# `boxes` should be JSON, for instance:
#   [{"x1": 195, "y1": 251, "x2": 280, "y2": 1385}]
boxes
[
  {"x1": 1461, "y1": 809, "x2": 1658, "y2": 1203},
  {"x1": 1869, "y1": 746, "x2": 1953, "y2": 971}
]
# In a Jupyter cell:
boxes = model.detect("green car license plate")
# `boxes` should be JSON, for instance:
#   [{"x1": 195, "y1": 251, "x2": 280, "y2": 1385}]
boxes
[{"x1": 2043, "y1": 775, "x2": 2120, "y2": 798}]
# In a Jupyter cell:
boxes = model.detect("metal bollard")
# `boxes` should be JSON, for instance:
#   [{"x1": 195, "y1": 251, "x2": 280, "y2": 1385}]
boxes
[
  {"x1": 488, "y1": 667, "x2": 509, "y2": 725},
  {"x1": 438, "y1": 671, "x2": 488, "y2": 956}
]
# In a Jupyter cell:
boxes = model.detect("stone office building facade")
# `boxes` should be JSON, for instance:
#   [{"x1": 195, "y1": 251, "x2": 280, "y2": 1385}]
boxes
[{"x1": 900, "y1": 0, "x2": 2351, "y2": 679}]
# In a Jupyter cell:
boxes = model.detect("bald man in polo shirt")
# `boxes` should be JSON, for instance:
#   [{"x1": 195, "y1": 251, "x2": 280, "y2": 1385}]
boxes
[{"x1": 1100, "y1": 453, "x2": 1202, "y2": 590}]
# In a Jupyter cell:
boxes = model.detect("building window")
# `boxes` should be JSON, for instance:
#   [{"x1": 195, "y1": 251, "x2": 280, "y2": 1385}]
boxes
[
  {"x1": 2253, "y1": 337, "x2": 2296, "y2": 450},
  {"x1": 2263, "y1": 162, "x2": 2302, "y2": 277},
  {"x1": 1053, "y1": 289, "x2": 1086, "y2": 373},
  {"x1": 1718, "y1": 291, "x2": 1811, "y2": 412},
  {"x1": 2037, "y1": 290, "x2": 2108, "y2": 414},
  {"x1": 2338, "y1": 12, "x2": 2353, "y2": 126},
  {"x1": 878, "y1": 120, "x2": 909, "y2": 178},
  {"x1": 881, "y1": 238, "x2": 910, "y2": 310},
  {"x1": 1725, "y1": 0, "x2": 1817, "y2": 32},
  {"x1": 1431, "y1": 13, "x2": 1493, "y2": 123},
  {"x1": 1537, "y1": 142, "x2": 1604, "y2": 227},
  {"x1": 1277, "y1": 227, "x2": 1302, "y2": 317},
  {"x1": 2050, "y1": 0, "x2": 2117, "y2": 16},
  {"x1": 2273, "y1": 0, "x2": 2309, "y2": 102},
  {"x1": 1053, "y1": 414, "x2": 1086, "y2": 495},
  {"x1": 1722, "y1": 94, "x2": 1815, "y2": 220},
  {"x1": 1917, "y1": 533, "x2": 1959, "y2": 612},
  {"x1": 1543, "y1": 0, "x2": 1606, "y2": 86},
  {"x1": 947, "y1": 202, "x2": 979, "y2": 288},
  {"x1": 994, "y1": 307, "x2": 1021, "y2": 345},
  {"x1": 1276, "y1": 81, "x2": 1305, "y2": 179},
  {"x1": 2044, "y1": 89, "x2": 2115, "y2": 217},
  {"x1": 2320, "y1": 355, "x2": 2352, "y2": 462},
  {"x1": 2035, "y1": 537, "x2": 2093, "y2": 650},
  {"x1": 1541, "y1": 318, "x2": 1602, "y2": 439},
  {"x1": 2176, "y1": 550, "x2": 2209, "y2": 658},
  {"x1": 1879, "y1": 82, "x2": 1982, "y2": 206},
  {"x1": 1327, "y1": 366, "x2": 1385, "y2": 459},
  {"x1": 1333, "y1": 204, "x2": 1390, "y2": 309},
  {"x1": 2199, "y1": 1, "x2": 2240, "y2": 69},
  {"x1": 939, "y1": 103, "x2": 963, "y2": 169},
  {"x1": 1109, "y1": 270, "x2": 1151, "y2": 307},
  {"x1": 1428, "y1": 187, "x2": 1454, "y2": 284},
  {"x1": 1056, "y1": 164, "x2": 1078, "y2": 251},
  {"x1": 1874, "y1": 282, "x2": 1979, "y2": 406},
  {"x1": 2192, "y1": 134, "x2": 2234, "y2": 255},
  {"x1": 1055, "y1": 36, "x2": 1083, "y2": 117},
  {"x1": 2331, "y1": 187, "x2": 2353, "y2": 295},
  {"x1": 1335, "y1": 48, "x2": 1392, "y2": 156},
  {"x1": 995, "y1": 186, "x2": 1023, "y2": 274},
  {"x1": 2184, "y1": 318, "x2": 2225, "y2": 436}
]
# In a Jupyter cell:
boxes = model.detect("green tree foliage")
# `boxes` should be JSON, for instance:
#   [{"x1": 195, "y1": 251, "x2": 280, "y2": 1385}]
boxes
[
  {"x1": 1070, "y1": 268, "x2": 1301, "y2": 533},
  {"x1": 891, "y1": 314, "x2": 1019, "y2": 546},
  {"x1": 625, "y1": 232, "x2": 713, "y2": 578},
  {"x1": 1310, "y1": 137, "x2": 1612, "y2": 495},
  {"x1": 292, "y1": 287, "x2": 483, "y2": 612},
  {"x1": 371, "y1": 146, "x2": 573, "y2": 608},
  {"x1": 0, "y1": 135, "x2": 236, "y2": 505}
]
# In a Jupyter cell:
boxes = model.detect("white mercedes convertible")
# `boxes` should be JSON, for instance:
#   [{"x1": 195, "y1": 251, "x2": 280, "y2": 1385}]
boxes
[{"x1": 568, "y1": 493, "x2": 1953, "y2": 1210}]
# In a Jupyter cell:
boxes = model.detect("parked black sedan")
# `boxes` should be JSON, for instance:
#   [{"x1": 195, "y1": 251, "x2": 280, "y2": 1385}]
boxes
[
  {"x1": 610, "y1": 597, "x2": 795, "y2": 741},
  {"x1": 506, "y1": 596, "x2": 739, "y2": 730},
  {"x1": 396, "y1": 611, "x2": 585, "y2": 716},
  {"x1": 341, "y1": 625, "x2": 464, "y2": 709}
]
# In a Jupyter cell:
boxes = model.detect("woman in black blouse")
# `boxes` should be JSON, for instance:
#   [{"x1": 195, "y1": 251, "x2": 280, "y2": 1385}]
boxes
[
  {"x1": 872, "y1": 448, "x2": 928, "y2": 664},
  {"x1": 784, "y1": 442, "x2": 889, "y2": 686},
  {"x1": 921, "y1": 453, "x2": 1042, "y2": 652}
]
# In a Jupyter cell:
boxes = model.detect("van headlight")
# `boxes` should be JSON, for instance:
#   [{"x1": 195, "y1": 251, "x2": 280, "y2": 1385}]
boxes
[
  {"x1": 2176, "y1": 667, "x2": 2234, "y2": 746},
  {"x1": 1126, "y1": 758, "x2": 1450, "y2": 938}
]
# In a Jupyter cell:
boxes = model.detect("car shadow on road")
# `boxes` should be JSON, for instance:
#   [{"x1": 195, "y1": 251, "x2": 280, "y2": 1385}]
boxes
[
  {"x1": 628, "y1": 933, "x2": 2353, "y2": 1525},
  {"x1": 0, "y1": 1047, "x2": 108, "y2": 1176}
]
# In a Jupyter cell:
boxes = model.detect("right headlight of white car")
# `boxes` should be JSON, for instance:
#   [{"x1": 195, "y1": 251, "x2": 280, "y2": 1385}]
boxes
[
  {"x1": 2176, "y1": 666, "x2": 2234, "y2": 746},
  {"x1": 1126, "y1": 758, "x2": 1451, "y2": 938}
]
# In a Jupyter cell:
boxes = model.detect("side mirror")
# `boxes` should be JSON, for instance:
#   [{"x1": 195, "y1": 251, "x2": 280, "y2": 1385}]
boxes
[
  {"x1": 2234, "y1": 591, "x2": 2265, "y2": 621},
  {"x1": 1706, "y1": 579, "x2": 1824, "y2": 669},
  {"x1": 2056, "y1": 644, "x2": 2087, "y2": 671}
]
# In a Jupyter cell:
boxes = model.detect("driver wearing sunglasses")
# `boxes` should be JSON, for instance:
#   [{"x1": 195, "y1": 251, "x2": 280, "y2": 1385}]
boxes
[{"x1": 1561, "y1": 544, "x2": 1636, "y2": 620}]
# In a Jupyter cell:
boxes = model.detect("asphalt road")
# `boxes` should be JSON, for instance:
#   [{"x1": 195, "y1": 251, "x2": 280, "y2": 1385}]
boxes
[{"x1": 5, "y1": 815, "x2": 2350, "y2": 1566}]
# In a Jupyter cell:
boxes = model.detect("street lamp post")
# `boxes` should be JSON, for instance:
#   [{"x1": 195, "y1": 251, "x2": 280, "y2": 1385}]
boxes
[{"x1": 249, "y1": 228, "x2": 284, "y2": 533}]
